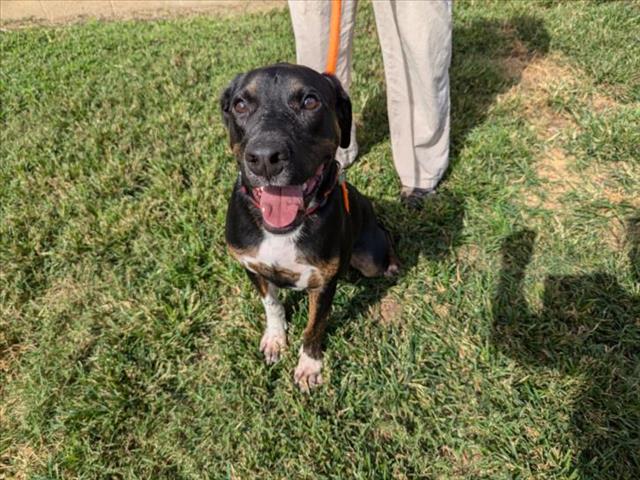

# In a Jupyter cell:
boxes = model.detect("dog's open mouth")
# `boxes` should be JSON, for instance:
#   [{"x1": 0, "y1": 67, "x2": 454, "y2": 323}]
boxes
[{"x1": 252, "y1": 164, "x2": 325, "y2": 230}]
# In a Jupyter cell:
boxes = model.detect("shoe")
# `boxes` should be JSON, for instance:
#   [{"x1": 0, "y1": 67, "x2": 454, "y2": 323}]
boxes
[{"x1": 400, "y1": 186, "x2": 436, "y2": 209}]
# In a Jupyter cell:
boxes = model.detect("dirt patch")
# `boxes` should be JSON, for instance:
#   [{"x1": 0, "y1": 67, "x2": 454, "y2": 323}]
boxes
[
  {"x1": 1, "y1": 435, "x2": 64, "y2": 480},
  {"x1": 372, "y1": 294, "x2": 403, "y2": 326},
  {"x1": 500, "y1": 52, "x2": 636, "y2": 255},
  {"x1": 500, "y1": 55, "x2": 578, "y2": 138},
  {"x1": 590, "y1": 92, "x2": 620, "y2": 113},
  {"x1": 422, "y1": 289, "x2": 452, "y2": 319},
  {"x1": 1, "y1": 444, "x2": 33, "y2": 480},
  {"x1": 432, "y1": 302, "x2": 451, "y2": 319},
  {"x1": 536, "y1": 147, "x2": 572, "y2": 183},
  {"x1": 438, "y1": 445, "x2": 483, "y2": 477},
  {"x1": 584, "y1": 162, "x2": 640, "y2": 206},
  {"x1": 605, "y1": 216, "x2": 627, "y2": 251},
  {"x1": 498, "y1": 53, "x2": 631, "y2": 214},
  {"x1": 500, "y1": 25, "x2": 534, "y2": 81},
  {"x1": 529, "y1": 147, "x2": 582, "y2": 209},
  {"x1": 498, "y1": 56, "x2": 581, "y2": 210},
  {"x1": 0, "y1": 343, "x2": 32, "y2": 376},
  {"x1": 457, "y1": 243, "x2": 481, "y2": 266},
  {"x1": 39, "y1": 274, "x2": 89, "y2": 314},
  {"x1": 1, "y1": 1, "x2": 286, "y2": 29},
  {"x1": 529, "y1": 148, "x2": 638, "y2": 213}
]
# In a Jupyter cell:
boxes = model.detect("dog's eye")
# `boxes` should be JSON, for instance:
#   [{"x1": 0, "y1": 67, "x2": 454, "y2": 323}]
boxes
[
  {"x1": 302, "y1": 95, "x2": 320, "y2": 110},
  {"x1": 233, "y1": 100, "x2": 248, "y2": 114}
]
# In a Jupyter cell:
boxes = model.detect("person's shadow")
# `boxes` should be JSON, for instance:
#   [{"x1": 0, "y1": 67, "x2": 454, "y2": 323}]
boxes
[
  {"x1": 334, "y1": 190, "x2": 466, "y2": 322},
  {"x1": 492, "y1": 218, "x2": 640, "y2": 478},
  {"x1": 322, "y1": 14, "x2": 551, "y2": 337},
  {"x1": 280, "y1": 14, "x2": 553, "y2": 388},
  {"x1": 281, "y1": 190, "x2": 466, "y2": 350}
]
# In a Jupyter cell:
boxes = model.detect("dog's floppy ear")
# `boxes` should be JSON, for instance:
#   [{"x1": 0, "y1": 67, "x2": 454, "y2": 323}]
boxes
[
  {"x1": 323, "y1": 73, "x2": 352, "y2": 149},
  {"x1": 219, "y1": 73, "x2": 244, "y2": 128},
  {"x1": 219, "y1": 73, "x2": 245, "y2": 145}
]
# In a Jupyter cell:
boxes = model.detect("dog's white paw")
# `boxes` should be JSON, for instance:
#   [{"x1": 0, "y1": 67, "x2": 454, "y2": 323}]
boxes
[
  {"x1": 260, "y1": 329, "x2": 286, "y2": 365},
  {"x1": 294, "y1": 351, "x2": 323, "y2": 393}
]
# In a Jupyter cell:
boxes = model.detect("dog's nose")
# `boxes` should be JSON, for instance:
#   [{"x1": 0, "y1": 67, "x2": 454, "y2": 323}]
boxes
[{"x1": 245, "y1": 143, "x2": 288, "y2": 179}]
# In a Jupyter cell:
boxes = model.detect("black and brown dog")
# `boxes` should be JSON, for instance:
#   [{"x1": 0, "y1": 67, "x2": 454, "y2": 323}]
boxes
[{"x1": 221, "y1": 64, "x2": 398, "y2": 392}]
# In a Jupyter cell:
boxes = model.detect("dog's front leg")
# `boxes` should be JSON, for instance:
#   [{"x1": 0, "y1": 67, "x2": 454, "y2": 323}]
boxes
[
  {"x1": 246, "y1": 270, "x2": 287, "y2": 364},
  {"x1": 294, "y1": 278, "x2": 338, "y2": 392}
]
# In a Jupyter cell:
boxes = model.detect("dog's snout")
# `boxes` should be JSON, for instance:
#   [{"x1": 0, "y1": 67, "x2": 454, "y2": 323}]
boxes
[{"x1": 245, "y1": 141, "x2": 288, "y2": 178}]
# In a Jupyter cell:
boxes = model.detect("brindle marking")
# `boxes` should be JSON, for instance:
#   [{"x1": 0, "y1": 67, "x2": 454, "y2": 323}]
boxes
[
  {"x1": 247, "y1": 261, "x2": 301, "y2": 288},
  {"x1": 246, "y1": 269, "x2": 268, "y2": 298},
  {"x1": 306, "y1": 256, "x2": 340, "y2": 289},
  {"x1": 301, "y1": 278, "x2": 337, "y2": 359}
]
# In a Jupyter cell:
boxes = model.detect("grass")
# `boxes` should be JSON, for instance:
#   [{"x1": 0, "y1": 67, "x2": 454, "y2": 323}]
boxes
[{"x1": 1, "y1": 0, "x2": 639, "y2": 478}]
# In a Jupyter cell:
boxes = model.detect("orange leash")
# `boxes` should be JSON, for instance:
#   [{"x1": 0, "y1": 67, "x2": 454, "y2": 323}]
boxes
[
  {"x1": 325, "y1": 0, "x2": 350, "y2": 214},
  {"x1": 341, "y1": 181, "x2": 350, "y2": 213},
  {"x1": 325, "y1": 0, "x2": 342, "y2": 75}
]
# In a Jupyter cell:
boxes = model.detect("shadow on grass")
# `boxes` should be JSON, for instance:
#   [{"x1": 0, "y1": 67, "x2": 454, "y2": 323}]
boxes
[
  {"x1": 492, "y1": 218, "x2": 640, "y2": 478},
  {"x1": 324, "y1": 191, "x2": 466, "y2": 342},
  {"x1": 318, "y1": 15, "x2": 551, "y2": 363},
  {"x1": 324, "y1": 15, "x2": 550, "y2": 332}
]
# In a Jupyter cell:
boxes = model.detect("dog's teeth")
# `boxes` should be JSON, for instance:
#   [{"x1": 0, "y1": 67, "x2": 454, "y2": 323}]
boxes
[{"x1": 303, "y1": 182, "x2": 308, "y2": 191}]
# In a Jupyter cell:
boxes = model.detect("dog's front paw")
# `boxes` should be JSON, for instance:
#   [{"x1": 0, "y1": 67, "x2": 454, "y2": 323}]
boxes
[
  {"x1": 260, "y1": 329, "x2": 286, "y2": 365},
  {"x1": 294, "y1": 351, "x2": 323, "y2": 393}
]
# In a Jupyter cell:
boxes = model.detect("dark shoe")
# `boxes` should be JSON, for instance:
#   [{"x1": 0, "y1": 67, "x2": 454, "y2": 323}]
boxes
[{"x1": 400, "y1": 186, "x2": 436, "y2": 209}]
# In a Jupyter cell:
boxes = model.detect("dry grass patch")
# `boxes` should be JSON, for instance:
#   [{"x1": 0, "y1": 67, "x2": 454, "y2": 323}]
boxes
[
  {"x1": 1, "y1": 443, "x2": 39, "y2": 480},
  {"x1": 497, "y1": 55, "x2": 583, "y2": 209},
  {"x1": 1, "y1": 0, "x2": 286, "y2": 29},
  {"x1": 528, "y1": 147, "x2": 581, "y2": 209},
  {"x1": 605, "y1": 216, "x2": 628, "y2": 251},
  {"x1": 584, "y1": 162, "x2": 640, "y2": 206},
  {"x1": 498, "y1": 53, "x2": 632, "y2": 215},
  {"x1": 1, "y1": 436, "x2": 63, "y2": 480},
  {"x1": 499, "y1": 54, "x2": 578, "y2": 137},
  {"x1": 0, "y1": 343, "x2": 33, "y2": 379},
  {"x1": 376, "y1": 294, "x2": 404, "y2": 326},
  {"x1": 457, "y1": 243, "x2": 481, "y2": 266},
  {"x1": 38, "y1": 274, "x2": 91, "y2": 314}
]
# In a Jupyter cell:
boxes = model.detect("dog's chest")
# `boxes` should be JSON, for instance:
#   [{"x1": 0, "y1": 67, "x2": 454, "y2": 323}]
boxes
[{"x1": 236, "y1": 229, "x2": 320, "y2": 290}]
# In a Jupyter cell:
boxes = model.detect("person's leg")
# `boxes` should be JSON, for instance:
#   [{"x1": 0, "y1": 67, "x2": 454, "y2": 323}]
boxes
[
  {"x1": 288, "y1": 0, "x2": 359, "y2": 168},
  {"x1": 372, "y1": 0, "x2": 452, "y2": 194}
]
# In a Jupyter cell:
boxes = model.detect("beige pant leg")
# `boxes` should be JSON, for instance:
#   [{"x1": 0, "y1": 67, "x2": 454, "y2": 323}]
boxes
[
  {"x1": 372, "y1": 0, "x2": 452, "y2": 190},
  {"x1": 288, "y1": 0, "x2": 359, "y2": 168}
]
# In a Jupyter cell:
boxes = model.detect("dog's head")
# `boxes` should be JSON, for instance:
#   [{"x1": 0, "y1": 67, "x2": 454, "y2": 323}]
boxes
[{"x1": 220, "y1": 63, "x2": 351, "y2": 231}]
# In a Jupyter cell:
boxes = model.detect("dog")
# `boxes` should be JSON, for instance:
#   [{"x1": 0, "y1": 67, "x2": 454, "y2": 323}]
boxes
[{"x1": 220, "y1": 64, "x2": 399, "y2": 392}]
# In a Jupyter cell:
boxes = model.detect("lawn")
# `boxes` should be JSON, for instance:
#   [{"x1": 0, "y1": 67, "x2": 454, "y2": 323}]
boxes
[{"x1": 1, "y1": 1, "x2": 639, "y2": 478}]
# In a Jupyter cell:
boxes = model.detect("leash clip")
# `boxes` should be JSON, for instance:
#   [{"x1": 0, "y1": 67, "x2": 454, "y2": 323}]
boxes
[{"x1": 337, "y1": 166, "x2": 346, "y2": 185}]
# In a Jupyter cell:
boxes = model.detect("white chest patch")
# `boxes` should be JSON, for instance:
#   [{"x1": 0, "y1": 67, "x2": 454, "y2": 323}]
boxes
[{"x1": 238, "y1": 227, "x2": 320, "y2": 290}]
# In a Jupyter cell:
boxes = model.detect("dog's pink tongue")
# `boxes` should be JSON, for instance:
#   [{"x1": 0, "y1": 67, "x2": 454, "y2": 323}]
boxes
[{"x1": 259, "y1": 185, "x2": 304, "y2": 229}]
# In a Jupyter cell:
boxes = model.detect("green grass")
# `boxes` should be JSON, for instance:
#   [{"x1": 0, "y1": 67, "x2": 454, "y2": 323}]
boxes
[{"x1": 1, "y1": 1, "x2": 639, "y2": 478}]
